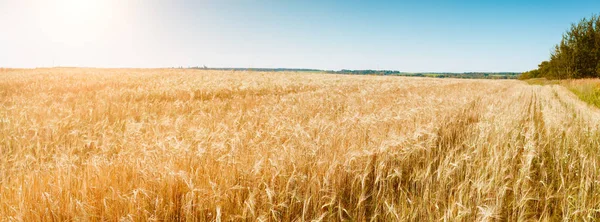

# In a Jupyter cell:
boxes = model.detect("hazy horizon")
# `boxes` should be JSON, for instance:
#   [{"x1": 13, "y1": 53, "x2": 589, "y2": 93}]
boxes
[{"x1": 2, "y1": 0, "x2": 600, "y2": 72}]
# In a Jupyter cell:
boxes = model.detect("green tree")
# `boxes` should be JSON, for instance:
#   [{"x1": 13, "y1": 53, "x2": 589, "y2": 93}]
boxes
[{"x1": 522, "y1": 14, "x2": 600, "y2": 79}]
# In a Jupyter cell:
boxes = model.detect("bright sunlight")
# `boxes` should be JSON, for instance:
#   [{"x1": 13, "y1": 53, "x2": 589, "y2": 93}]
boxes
[{"x1": 35, "y1": 0, "x2": 118, "y2": 47}]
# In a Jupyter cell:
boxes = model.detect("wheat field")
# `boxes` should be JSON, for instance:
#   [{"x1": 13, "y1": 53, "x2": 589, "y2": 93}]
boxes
[{"x1": 1, "y1": 68, "x2": 600, "y2": 221}]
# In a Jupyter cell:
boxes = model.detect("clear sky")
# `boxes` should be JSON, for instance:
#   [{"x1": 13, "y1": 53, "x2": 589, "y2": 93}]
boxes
[{"x1": 1, "y1": 0, "x2": 599, "y2": 72}]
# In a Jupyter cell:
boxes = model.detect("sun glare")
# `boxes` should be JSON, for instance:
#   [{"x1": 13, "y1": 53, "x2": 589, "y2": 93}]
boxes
[
  {"x1": 60, "y1": 0, "x2": 100, "y2": 20},
  {"x1": 37, "y1": 0, "x2": 116, "y2": 47}
]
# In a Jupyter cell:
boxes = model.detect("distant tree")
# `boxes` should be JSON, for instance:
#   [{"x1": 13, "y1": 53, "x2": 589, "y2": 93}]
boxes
[{"x1": 521, "y1": 14, "x2": 600, "y2": 79}]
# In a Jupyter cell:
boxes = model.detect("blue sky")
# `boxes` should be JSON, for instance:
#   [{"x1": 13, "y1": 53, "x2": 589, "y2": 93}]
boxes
[{"x1": 1, "y1": 0, "x2": 599, "y2": 72}]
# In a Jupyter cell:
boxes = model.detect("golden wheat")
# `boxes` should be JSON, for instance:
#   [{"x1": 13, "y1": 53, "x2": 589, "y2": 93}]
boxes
[{"x1": 1, "y1": 68, "x2": 599, "y2": 221}]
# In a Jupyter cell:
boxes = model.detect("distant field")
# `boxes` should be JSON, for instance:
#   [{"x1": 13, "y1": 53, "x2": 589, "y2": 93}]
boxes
[{"x1": 1, "y1": 68, "x2": 599, "y2": 220}]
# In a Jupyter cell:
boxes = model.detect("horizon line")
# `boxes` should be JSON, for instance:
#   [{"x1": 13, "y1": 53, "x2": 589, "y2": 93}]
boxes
[{"x1": 0, "y1": 66, "x2": 525, "y2": 74}]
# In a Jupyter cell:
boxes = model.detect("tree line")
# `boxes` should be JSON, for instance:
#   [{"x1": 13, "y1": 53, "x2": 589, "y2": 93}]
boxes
[
  {"x1": 520, "y1": 14, "x2": 600, "y2": 79},
  {"x1": 186, "y1": 67, "x2": 518, "y2": 79}
]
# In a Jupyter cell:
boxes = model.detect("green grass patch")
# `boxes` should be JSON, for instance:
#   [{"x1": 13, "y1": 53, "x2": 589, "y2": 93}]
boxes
[
  {"x1": 566, "y1": 82, "x2": 600, "y2": 108},
  {"x1": 523, "y1": 78, "x2": 600, "y2": 108}
]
